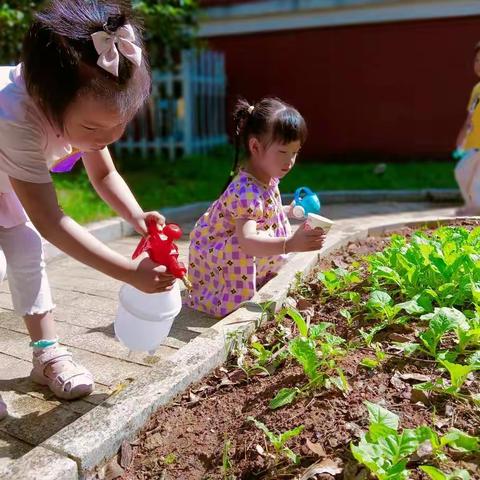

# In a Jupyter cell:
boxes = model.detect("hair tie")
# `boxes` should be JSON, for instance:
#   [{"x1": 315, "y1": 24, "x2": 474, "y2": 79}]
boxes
[
  {"x1": 91, "y1": 23, "x2": 142, "y2": 77},
  {"x1": 248, "y1": 105, "x2": 254, "y2": 114}
]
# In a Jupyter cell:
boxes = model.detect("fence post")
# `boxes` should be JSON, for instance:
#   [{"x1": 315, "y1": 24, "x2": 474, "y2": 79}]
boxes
[
  {"x1": 115, "y1": 49, "x2": 226, "y2": 160},
  {"x1": 153, "y1": 70, "x2": 162, "y2": 158},
  {"x1": 182, "y1": 50, "x2": 194, "y2": 155}
]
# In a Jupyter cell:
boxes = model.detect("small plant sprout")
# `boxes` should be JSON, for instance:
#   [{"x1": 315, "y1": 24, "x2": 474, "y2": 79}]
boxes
[
  {"x1": 317, "y1": 267, "x2": 361, "y2": 296},
  {"x1": 360, "y1": 343, "x2": 386, "y2": 369},
  {"x1": 248, "y1": 417, "x2": 304, "y2": 465},
  {"x1": 221, "y1": 437, "x2": 235, "y2": 480},
  {"x1": 269, "y1": 319, "x2": 348, "y2": 409}
]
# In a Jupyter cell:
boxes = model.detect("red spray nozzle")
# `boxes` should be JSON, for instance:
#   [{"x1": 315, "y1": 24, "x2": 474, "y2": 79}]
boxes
[
  {"x1": 162, "y1": 223, "x2": 183, "y2": 241},
  {"x1": 132, "y1": 218, "x2": 191, "y2": 288}
]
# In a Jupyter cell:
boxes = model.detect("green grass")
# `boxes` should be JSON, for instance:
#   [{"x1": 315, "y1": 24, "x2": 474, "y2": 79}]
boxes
[
  {"x1": 53, "y1": 146, "x2": 457, "y2": 224},
  {"x1": 54, "y1": 171, "x2": 115, "y2": 224}
]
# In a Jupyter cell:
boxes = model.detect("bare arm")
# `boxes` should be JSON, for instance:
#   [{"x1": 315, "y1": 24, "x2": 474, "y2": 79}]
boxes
[
  {"x1": 236, "y1": 219, "x2": 288, "y2": 256},
  {"x1": 457, "y1": 113, "x2": 473, "y2": 149},
  {"x1": 9, "y1": 178, "x2": 174, "y2": 293},
  {"x1": 283, "y1": 203, "x2": 294, "y2": 218},
  {"x1": 82, "y1": 148, "x2": 146, "y2": 230},
  {"x1": 236, "y1": 218, "x2": 325, "y2": 257}
]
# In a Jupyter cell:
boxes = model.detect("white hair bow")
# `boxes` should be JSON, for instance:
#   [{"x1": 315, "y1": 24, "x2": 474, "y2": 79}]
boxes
[{"x1": 91, "y1": 23, "x2": 142, "y2": 77}]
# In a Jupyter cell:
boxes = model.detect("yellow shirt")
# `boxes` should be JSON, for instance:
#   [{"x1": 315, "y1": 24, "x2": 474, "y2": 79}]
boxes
[{"x1": 464, "y1": 82, "x2": 480, "y2": 149}]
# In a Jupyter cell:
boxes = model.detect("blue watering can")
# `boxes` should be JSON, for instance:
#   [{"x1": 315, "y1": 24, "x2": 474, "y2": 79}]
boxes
[{"x1": 292, "y1": 187, "x2": 321, "y2": 219}]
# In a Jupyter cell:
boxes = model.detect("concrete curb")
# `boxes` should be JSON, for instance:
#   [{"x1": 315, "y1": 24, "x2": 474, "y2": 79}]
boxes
[
  {"x1": 44, "y1": 189, "x2": 461, "y2": 264},
  {"x1": 19, "y1": 214, "x2": 461, "y2": 479}
]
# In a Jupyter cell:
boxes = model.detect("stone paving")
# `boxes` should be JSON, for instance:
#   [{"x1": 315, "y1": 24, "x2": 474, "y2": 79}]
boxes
[{"x1": 0, "y1": 201, "x2": 460, "y2": 470}]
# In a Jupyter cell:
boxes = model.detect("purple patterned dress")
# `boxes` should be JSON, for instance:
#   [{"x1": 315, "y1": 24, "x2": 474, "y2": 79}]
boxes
[{"x1": 187, "y1": 169, "x2": 291, "y2": 318}]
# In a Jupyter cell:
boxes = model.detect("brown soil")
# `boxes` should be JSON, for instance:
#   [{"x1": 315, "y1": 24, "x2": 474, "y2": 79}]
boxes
[{"x1": 101, "y1": 220, "x2": 480, "y2": 480}]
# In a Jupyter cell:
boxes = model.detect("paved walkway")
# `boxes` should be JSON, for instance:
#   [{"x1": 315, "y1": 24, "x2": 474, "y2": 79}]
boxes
[{"x1": 0, "y1": 202, "x2": 460, "y2": 469}]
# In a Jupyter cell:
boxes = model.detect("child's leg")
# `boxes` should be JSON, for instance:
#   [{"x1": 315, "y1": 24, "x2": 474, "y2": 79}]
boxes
[
  {"x1": 256, "y1": 254, "x2": 289, "y2": 289},
  {"x1": 455, "y1": 150, "x2": 477, "y2": 206},
  {"x1": 466, "y1": 151, "x2": 480, "y2": 211},
  {"x1": 455, "y1": 150, "x2": 480, "y2": 215},
  {"x1": 0, "y1": 222, "x2": 93, "y2": 400},
  {"x1": 24, "y1": 311, "x2": 57, "y2": 341}
]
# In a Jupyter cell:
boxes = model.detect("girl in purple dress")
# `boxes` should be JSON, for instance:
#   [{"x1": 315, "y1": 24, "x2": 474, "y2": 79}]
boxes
[{"x1": 187, "y1": 97, "x2": 325, "y2": 318}]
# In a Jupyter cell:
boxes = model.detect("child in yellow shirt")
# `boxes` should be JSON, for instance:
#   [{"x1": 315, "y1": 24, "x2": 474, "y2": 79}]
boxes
[{"x1": 455, "y1": 42, "x2": 480, "y2": 215}]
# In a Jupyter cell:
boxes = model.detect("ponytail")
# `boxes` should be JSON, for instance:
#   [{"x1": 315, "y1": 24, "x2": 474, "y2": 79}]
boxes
[{"x1": 221, "y1": 98, "x2": 253, "y2": 193}]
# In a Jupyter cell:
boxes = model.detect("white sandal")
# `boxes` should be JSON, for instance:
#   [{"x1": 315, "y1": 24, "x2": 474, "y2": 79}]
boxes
[{"x1": 30, "y1": 345, "x2": 94, "y2": 400}]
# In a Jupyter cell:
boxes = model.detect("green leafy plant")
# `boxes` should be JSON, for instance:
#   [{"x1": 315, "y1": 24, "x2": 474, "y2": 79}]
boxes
[
  {"x1": 351, "y1": 402, "x2": 479, "y2": 480},
  {"x1": 420, "y1": 466, "x2": 471, "y2": 480},
  {"x1": 368, "y1": 227, "x2": 480, "y2": 308},
  {"x1": 436, "y1": 428, "x2": 480, "y2": 453},
  {"x1": 289, "y1": 337, "x2": 319, "y2": 381},
  {"x1": 317, "y1": 267, "x2": 361, "y2": 295},
  {"x1": 413, "y1": 357, "x2": 479, "y2": 400},
  {"x1": 269, "y1": 312, "x2": 348, "y2": 409},
  {"x1": 250, "y1": 341, "x2": 273, "y2": 368},
  {"x1": 248, "y1": 417, "x2": 304, "y2": 465},
  {"x1": 351, "y1": 402, "x2": 433, "y2": 480},
  {"x1": 438, "y1": 359, "x2": 479, "y2": 392},
  {"x1": 366, "y1": 291, "x2": 403, "y2": 323},
  {"x1": 358, "y1": 290, "x2": 411, "y2": 342},
  {"x1": 419, "y1": 308, "x2": 470, "y2": 357},
  {"x1": 360, "y1": 343, "x2": 387, "y2": 369}
]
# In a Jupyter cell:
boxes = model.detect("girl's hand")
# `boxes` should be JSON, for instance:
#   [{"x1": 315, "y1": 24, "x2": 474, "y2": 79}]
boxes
[
  {"x1": 286, "y1": 225, "x2": 325, "y2": 252},
  {"x1": 128, "y1": 256, "x2": 176, "y2": 293},
  {"x1": 130, "y1": 211, "x2": 166, "y2": 237}
]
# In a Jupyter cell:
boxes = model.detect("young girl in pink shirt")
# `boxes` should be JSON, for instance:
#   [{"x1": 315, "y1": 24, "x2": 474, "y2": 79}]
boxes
[{"x1": 0, "y1": 0, "x2": 175, "y2": 418}]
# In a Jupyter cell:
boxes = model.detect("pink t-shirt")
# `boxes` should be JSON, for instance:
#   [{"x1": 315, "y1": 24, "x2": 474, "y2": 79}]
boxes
[{"x1": 0, "y1": 64, "x2": 74, "y2": 227}]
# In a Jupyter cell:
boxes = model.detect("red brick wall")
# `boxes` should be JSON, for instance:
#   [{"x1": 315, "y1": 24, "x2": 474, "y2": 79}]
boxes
[{"x1": 206, "y1": 16, "x2": 480, "y2": 159}]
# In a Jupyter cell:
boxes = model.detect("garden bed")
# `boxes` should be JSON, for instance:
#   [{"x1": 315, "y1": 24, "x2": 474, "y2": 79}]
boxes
[{"x1": 108, "y1": 220, "x2": 479, "y2": 480}]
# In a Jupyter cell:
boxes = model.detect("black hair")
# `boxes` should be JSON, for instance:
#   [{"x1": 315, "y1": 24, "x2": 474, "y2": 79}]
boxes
[
  {"x1": 22, "y1": 0, "x2": 151, "y2": 129},
  {"x1": 223, "y1": 97, "x2": 307, "y2": 191}
]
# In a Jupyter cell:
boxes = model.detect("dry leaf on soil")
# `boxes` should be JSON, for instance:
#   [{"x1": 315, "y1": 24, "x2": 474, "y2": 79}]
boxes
[
  {"x1": 398, "y1": 373, "x2": 432, "y2": 383},
  {"x1": 390, "y1": 373, "x2": 407, "y2": 390},
  {"x1": 120, "y1": 440, "x2": 133, "y2": 468},
  {"x1": 306, "y1": 438, "x2": 326, "y2": 457},
  {"x1": 296, "y1": 458, "x2": 343, "y2": 479},
  {"x1": 103, "y1": 458, "x2": 124, "y2": 480}
]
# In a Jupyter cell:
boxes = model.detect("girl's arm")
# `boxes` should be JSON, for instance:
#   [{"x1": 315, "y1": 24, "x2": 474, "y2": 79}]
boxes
[
  {"x1": 283, "y1": 203, "x2": 294, "y2": 218},
  {"x1": 457, "y1": 113, "x2": 473, "y2": 149},
  {"x1": 236, "y1": 218, "x2": 325, "y2": 257},
  {"x1": 9, "y1": 178, "x2": 174, "y2": 293},
  {"x1": 82, "y1": 148, "x2": 157, "y2": 235}
]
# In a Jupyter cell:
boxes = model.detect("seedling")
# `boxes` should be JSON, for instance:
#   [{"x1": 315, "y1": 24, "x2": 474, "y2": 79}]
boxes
[{"x1": 248, "y1": 417, "x2": 304, "y2": 465}]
